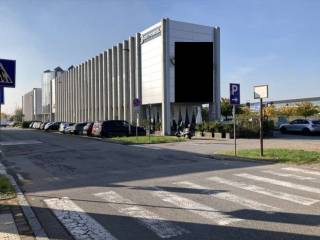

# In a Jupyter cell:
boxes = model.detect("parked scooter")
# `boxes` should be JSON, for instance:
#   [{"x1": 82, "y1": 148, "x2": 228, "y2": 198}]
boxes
[{"x1": 175, "y1": 124, "x2": 193, "y2": 139}]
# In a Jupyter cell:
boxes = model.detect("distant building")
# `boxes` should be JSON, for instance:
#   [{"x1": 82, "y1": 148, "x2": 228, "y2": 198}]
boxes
[
  {"x1": 42, "y1": 67, "x2": 64, "y2": 121},
  {"x1": 22, "y1": 88, "x2": 42, "y2": 121},
  {"x1": 250, "y1": 96, "x2": 320, "y2": 111},
  {"x1": 270, "y1": 97, "x2": 320, "y2": 107}
]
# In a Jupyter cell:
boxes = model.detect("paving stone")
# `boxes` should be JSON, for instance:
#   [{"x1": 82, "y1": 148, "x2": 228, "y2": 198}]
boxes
[{"x1": 0, "y1": 213, "x2": 21, "y2": 240}]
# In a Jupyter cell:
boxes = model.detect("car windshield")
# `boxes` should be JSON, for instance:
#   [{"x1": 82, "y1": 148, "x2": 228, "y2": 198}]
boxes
[{"x1": 312, "y1": 120, "x2": 320, "y2": 124}]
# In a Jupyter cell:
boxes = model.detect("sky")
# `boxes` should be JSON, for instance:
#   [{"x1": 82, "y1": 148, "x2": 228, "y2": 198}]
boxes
[{"x1": 0, "y1": 0, "x2": 319, "y2": 114}]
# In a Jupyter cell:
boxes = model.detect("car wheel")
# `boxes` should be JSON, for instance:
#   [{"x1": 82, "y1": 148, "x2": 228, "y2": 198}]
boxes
[
  {"x1": 280, "y1": 127, "x2": 287, "y2": 134},
  {"x1": 302, "y1": 128, "x2": 310, "y2": 135}
]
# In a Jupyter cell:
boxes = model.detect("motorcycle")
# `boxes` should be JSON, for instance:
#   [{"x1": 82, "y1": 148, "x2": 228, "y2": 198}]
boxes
[{"x1": 175, "y1": 125, "x2": 192, "y2": 139}]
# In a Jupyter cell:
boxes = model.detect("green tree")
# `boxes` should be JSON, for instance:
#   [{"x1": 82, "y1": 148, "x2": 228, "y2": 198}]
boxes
[
  {"x1": 11, "y1": 108, "x2": 24, "y2": 122},
  {"x1": 295, "y1": 102, "x2": 319, "y2": 119},
  {"x1": 220, "y1": 98, "x2": 233, "y2": 120},
  {"x1": 278, "y1": 105, "x2": 295, "y2": 117},
  {"x1": 263, "y1": 105, "x2": 276, "y2": 118},
  {"x1": 201, "y1": 106, "x2": 209, "y2": 122},
  {"x1": 0, "y1": 112, "x2": 9, "y2": 120}
]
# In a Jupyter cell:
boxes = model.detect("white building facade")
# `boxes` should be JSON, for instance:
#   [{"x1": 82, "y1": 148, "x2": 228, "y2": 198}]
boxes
[
  {"x1": 22, "y1": 88, "x2": 42, "y2": 121},
  {"x1": 55, "y1": 19, "x2": 220, "y2": 135},
  {"x1": 42, "y1": 67, "x2": 64, "y2": 122}
]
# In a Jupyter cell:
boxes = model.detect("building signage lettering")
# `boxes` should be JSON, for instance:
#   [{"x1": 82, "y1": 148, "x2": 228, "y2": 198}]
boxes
[{"x1": 140, "y1": 27, "x2": 161, "y2": 44}]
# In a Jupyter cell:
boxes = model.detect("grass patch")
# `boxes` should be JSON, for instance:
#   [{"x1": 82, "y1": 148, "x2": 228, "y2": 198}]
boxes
[
  {"x1": 111, "y1": 136, "x2": 185, "y2": 144},
  {"x1": 0, "y1": 175, "x2": 16, "y2": 200},
  {"x1": 222, "y1": 148, "x2": 320, "y2": 164}
]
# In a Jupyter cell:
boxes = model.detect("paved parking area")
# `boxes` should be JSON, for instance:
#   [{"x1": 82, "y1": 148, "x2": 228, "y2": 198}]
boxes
[
  {"x1": 137, "y1": 132, "x2": 320, "y2": 156},
  {"x1": 0, "y1": 128, "x2": 319, "y2": 239}
]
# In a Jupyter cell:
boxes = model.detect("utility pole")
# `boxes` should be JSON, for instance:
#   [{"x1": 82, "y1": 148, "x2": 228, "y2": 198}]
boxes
[
  {"x1": 233, "y1": 104, "x2": 237, "y2": 156},
  {"x1": 254, "y1": 85, "x2": 268, "y2": 157},
  {"x1": 259, "y1": 98, "x2": 264, "y2": 157}
]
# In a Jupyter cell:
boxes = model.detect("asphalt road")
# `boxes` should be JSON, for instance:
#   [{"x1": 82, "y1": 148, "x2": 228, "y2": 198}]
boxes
[{"x1": 0, "y1": 128, "x2": 320, "y2": 240}]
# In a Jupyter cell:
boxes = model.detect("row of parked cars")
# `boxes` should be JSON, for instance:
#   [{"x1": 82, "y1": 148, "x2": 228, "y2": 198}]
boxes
[{"x1": 29, "y1": 120, "x2": 146, "y2": 137}]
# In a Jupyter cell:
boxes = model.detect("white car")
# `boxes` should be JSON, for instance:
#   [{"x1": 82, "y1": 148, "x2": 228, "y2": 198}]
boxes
[{"x1": 279, "y1": 119, "x2": 320, "y2": 135}]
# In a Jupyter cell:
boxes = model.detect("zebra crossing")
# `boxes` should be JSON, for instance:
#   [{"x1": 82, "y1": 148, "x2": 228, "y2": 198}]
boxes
[{"x1": 44, "y1": 166, "x2": 320, "y2": 239}]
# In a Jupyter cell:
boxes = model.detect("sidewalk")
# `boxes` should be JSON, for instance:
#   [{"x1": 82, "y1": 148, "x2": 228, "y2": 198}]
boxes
[
  {"x1": 0, "y1": 197, "x2": 34, "y2": 240},
  {"x1": 0, "y1": 159, "x2": 48, "y2": 240}
]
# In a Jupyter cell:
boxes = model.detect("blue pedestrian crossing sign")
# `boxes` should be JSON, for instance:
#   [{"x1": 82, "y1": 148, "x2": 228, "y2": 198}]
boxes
[
  {"x1": 0, "y1": 87, "x2": 4, "y2": 104},
  {"x1": 0, "y1": 59, "x2": 16, "y2": 88},
  {"x1": 229, "y1": 83, "x2": 240, "y2": 105}
]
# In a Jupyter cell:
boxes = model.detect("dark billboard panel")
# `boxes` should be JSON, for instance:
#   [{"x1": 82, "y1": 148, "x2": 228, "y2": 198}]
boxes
[{"x1": 174, "y1": 42, "x2": 213, "y2": 103}]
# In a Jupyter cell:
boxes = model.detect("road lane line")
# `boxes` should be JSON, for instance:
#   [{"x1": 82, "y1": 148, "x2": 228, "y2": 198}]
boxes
[
  {"x1": 0, "y1": 162, "x2": 7, "y2": 175},
  {"x1": 262, "y1": 170, "x2": 316, "y2": 181},
  {"x1": 0, "y1": 140, "x2": 42, "y2": 146},
  {"x1": 208, "y1": 176, "x2": 319, "y2": 206},
  {"x1": 282, "y1": 167, "x2": 320, "y2": 176},
  {"x1": 236, "y1": 173, "x2": 320, "y2": 194},
  {"x1": 94, "y1": 191, "x2": 189, "y2": 239},
  {"x1": 44, "y1": 197, "x2": 117, "y2": 240},
  {"x1": 151, "y1": 186, "x2": 242, "y2": 226},
  {"x1": 175, "y1": 181, "x2": 280, "y2": 212},
  {"x1": 17, "y1": 173, "x2": 25, "y2": 182}
]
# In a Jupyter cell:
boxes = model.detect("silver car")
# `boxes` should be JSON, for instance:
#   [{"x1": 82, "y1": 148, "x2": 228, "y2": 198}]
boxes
[
  {"x1": 280, "y1": 119, "x2": 320, "y2": 135},
  {"x1": 59, "y1": 122, "x2": 74, "y2": 134}
]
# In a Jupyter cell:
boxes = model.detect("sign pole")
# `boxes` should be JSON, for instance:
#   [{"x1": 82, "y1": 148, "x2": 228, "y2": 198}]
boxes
[
  {"x1": 149, "y1": 105, "x2": 151, "y2": 143},
  {"x1": 254, "y1": 85, "x2": 268, "y2": 157},
  {"x1": 136, "y1": 112, "x2": 139, "y2": 140},
  {"x1": 233, "y1": 104, "x2": 236, "y2": 156},
  {"x1": 133, "y1": 98, "x2": 141, "y2": 141},
  {"x1": 259, "y1": 98, "x2": 264, "y2": 157},
  {"x1": 229, "y1": 83, "x2": 240, "y2": 156},
  {"x1": 0, "y1": 104, "x2": 1, "y2": 140}
]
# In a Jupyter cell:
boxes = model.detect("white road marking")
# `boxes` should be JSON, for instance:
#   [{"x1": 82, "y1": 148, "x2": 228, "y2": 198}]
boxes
[
  {"x1": 0, "y1": 140, "x2": 42, "y2": 146},
  {"x1": 94, "y1": 191, "x2": 189, "y2": 239},
  {"x1": 44, "y1": 197, "x2": 117, "y2": 240},
  {"x1": 208, "y1": 176, "x2": 319, "y2": 206},
  {"x1": 16, "y1": 173, "x2": 25, "y2": 182},
  {"x1": 175, "y1": 181, "x2": 280, "y2": 212},
  {"x1": 0, "y1": 162, "x2": 7, "y2": 175},
  {"x1": 282, "y1": 167, "x2": 320, "y2": 176},
  {"x1": 236, "y1": 173, "x2": 320, "y2": 194},
  {"x1": 262, "y1": 170, "x2": 316, "y2": 181},
  {"x1": 132, "y1": 145, "x2": 161, "y2": 150},
  {"x1": 151, "y1": 186, "x2": 242, "y2": 226}
]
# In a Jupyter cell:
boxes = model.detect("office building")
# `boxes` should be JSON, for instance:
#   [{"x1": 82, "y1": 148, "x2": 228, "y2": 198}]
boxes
[
  {"x1": 55, "y1": 18, "x2": 221, "y2": 135},
  {"x1": 22, "y1": 88, "x2": 42, "y2": 121},
  {"x1": 42, "y1": 67, "x2": 64, "y2": 121}
]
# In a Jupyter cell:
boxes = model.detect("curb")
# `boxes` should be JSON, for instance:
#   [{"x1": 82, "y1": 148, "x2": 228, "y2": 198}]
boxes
[
  {"x1": 51, "y1": 130, "x2": 186, "y2": 146},
  {"x1": 207, "y1": 154, "x2": 278, "y2": 164},
  {"x1": 0, "y1": 152, "x2": 49, "y2": 240}
]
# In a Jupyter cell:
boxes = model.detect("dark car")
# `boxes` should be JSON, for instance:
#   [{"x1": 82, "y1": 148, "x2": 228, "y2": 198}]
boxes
[
  {"x1": 45, "y1": 122, "x2": 61, "y2": 131},
  {"x1": 129, "y1": 124, "x2": 146, "y2": 136},
  {"x1": 70, "y1": 122, "x2": 87, "y2": 135},
  {"x1": 91, "y1": 120, "x2": 143, "y2": 138},
  {"x1": 82, "y1": 122, "x2": 94, "y2": 136}
]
